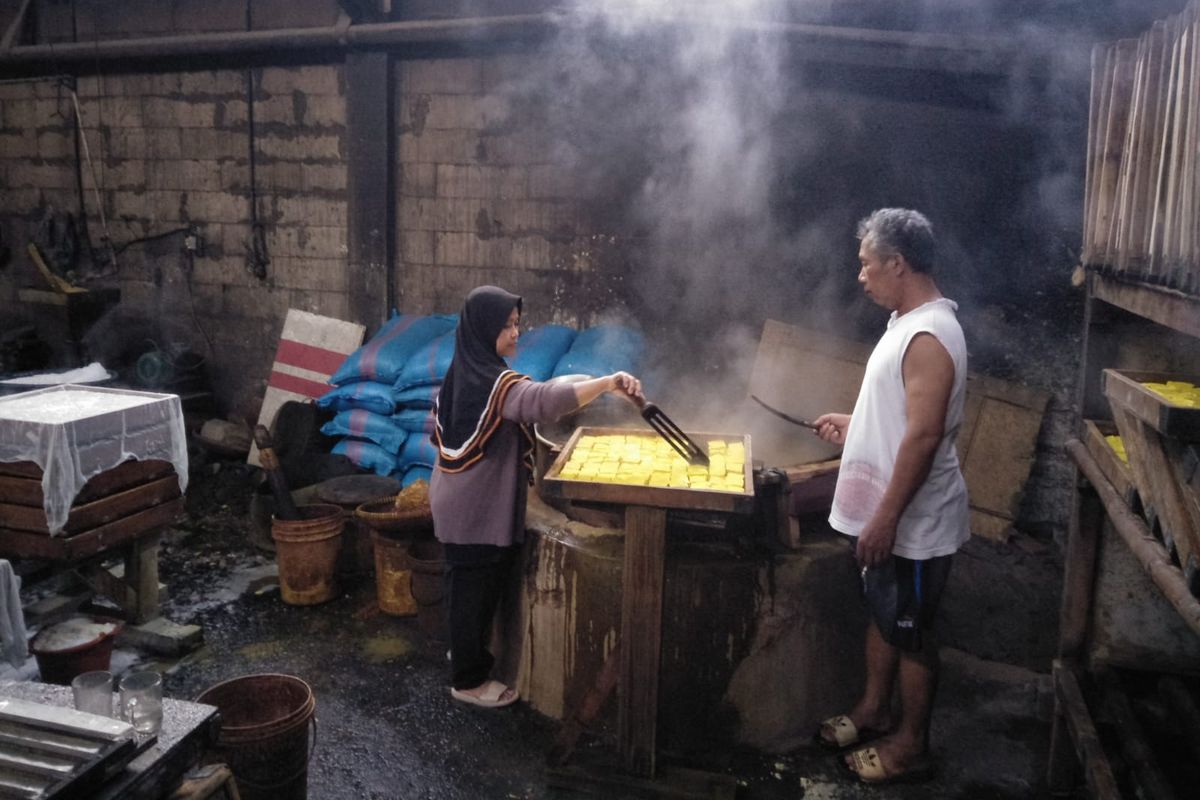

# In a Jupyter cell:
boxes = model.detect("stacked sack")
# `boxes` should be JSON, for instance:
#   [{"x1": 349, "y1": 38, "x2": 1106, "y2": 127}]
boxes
[
  {"x1": 552, "y1": 324, "x2": 644, "y2": 379},
  {"x1": 319, "y1": 313, "x2": 456, "y2": 486},
  {"x1": 318, "y1": 314, "x2": 641, "y2": 487}
]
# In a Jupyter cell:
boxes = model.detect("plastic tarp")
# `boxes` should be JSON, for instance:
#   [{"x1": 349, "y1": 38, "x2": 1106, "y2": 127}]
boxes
[{"x1": 0, "y1": 385, "x2": 188, "y2": 536}]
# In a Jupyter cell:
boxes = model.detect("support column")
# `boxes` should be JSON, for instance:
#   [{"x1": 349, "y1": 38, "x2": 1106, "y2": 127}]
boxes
[{"x1": 345, "y1": 51, "x2": 393, "y2": 329}]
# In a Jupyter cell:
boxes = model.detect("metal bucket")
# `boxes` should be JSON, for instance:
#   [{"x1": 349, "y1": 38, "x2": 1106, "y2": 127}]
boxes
[
  {"x1": 197, "y1": 674, "x2": 316, "y2": 800},
  {"x1": 271, "y1": 504, "x2": 344, "y2": 605}
]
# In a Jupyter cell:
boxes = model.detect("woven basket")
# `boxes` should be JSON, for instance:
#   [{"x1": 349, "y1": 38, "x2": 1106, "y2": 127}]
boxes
[{"x1": 355, "y1": 497, "x2": 433, "y2": 534}]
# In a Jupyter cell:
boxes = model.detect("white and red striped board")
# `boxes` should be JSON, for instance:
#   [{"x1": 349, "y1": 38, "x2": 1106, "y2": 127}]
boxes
[{"x1": 247, "y1": 308, "x2": 365, "y2": 467}]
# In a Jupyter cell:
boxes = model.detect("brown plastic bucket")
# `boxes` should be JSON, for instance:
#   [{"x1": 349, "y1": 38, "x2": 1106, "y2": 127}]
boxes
[
  {"x1": 197, "y1": 674, "x2": 316, "y2": 800},
  {"x1": 272, "y1": 504, "x2": 344, "y2": 605},
  {"x1": 30, "y1": 617, "x2": 122, "y2": 686},
  {"x1": 372, "y1": 531, "x2": 417, "y2": 616},
  {"x1": 405, "y1": 539, "x2": 447, "y2": 642}
]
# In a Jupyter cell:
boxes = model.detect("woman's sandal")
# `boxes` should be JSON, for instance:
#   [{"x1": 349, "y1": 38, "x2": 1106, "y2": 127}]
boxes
[{"x1": 449, "y1": 680, "x2": 518, "y2": 709}]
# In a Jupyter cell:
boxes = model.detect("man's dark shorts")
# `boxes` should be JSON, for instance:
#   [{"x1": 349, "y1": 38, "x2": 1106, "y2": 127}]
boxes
[{"x1": 862, "y1": 553, "x2": 952, "y2": 652}]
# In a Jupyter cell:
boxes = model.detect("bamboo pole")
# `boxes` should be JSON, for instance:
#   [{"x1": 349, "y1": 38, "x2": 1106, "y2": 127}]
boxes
[{"x1": 1066, "y1": 438, "x2": 1200, "y2": 638}]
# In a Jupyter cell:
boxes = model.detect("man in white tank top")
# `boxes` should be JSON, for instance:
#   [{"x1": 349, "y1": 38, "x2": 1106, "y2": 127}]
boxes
[{"x1": 811, "y1": 209, "x2": 969, "y2": 785}]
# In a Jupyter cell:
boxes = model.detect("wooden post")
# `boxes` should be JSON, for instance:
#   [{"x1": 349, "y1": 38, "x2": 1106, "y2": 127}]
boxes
[
  {"x1": 1057, "y1": 475, "x2": 1102, "y2": 661},
  {"x1": 619, "y1": 504, "x2": 667, "y2": 778},
  {"x1": 1049, "y1": 661, "x2": 1122, "y2": 800}
]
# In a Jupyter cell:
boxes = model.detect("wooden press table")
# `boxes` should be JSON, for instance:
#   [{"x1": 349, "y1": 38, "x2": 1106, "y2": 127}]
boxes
[
  {"x1": 0, "y1": 385, "x2": 189, "y2": 623},
  {"x1": 540, "y1": 427, "x2": 755, "y2": 781},
  {"x1": 0, "y1": 680, "x2": 220, "y2": 799}
]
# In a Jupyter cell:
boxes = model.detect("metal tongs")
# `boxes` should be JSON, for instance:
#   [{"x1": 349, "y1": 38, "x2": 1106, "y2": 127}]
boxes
[{"x1": 631, "y1": 395, "x2": 709, "y2": 466}]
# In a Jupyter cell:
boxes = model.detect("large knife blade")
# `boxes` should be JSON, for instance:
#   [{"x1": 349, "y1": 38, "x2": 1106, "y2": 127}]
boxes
[{"x1": 750, "y1": 394, "x2": 818, "y2": 430}]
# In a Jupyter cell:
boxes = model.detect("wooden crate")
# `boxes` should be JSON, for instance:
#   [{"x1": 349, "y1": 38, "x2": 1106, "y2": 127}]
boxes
[
  {"x1": 1102, "y1": 369, "x2": 1200, "y2": 441},
  {"x1": 540, "y1": 428, "x2": 755, "y2": 514}
]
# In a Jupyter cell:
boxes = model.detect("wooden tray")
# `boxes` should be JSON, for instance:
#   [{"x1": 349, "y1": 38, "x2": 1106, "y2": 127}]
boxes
[
  {"x1": 1103, "y1": 370, "x2": 1200, "y2": 441},
  {"x1": 540, "y1": 427, "x2": 755, "y2": 514},
  {"x1": 1083, "y1": 419, "x2": 1137, "y2": 504}
]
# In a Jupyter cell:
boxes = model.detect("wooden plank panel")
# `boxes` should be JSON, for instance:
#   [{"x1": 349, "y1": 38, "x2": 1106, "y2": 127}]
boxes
[
  {"x1": 0, "y1": 460, "x2": 175, "y2": 508},
  {"x1": 0, "y1": 475, "x2": 42, "y2": 506},
  {"x1": 0, "y1": 498, "x2": 183, "y2": 561},
  {"x1": 0, "y1": 461, "x2": 41, "y2": 479},
  {"x1": 0, "y1": 477, "x2": 180, "y2": 535},
  {"x1": 618, "y1": 505, "x2": 666, "y2": 779}
]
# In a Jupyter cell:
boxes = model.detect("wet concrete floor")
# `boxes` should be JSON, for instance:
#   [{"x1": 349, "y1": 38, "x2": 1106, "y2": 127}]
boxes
[{"x1": 45, "y1": 462, "x2": 1059, "y2": 798}]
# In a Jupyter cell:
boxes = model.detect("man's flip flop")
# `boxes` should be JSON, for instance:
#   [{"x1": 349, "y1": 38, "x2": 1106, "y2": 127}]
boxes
[
  {"x1": 450, "y1": 680, "x2": 518, "y2": 709},
  {"x1": 814, "y1": 715, "x2": 885, "y2": 751},
  {"x1": 846, "y1": 746, "x2": 935, "y2": 785}
]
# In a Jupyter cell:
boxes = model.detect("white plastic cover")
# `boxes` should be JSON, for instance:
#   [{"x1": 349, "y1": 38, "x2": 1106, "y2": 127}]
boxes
[{"x1": 0, "y1": 385, "x2": 189, "y2": 536}]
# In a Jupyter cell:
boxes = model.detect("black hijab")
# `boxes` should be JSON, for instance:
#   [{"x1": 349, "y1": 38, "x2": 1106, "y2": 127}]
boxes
[{"x1": 434, "y1": 286, "x2": 532, "y2": 473}]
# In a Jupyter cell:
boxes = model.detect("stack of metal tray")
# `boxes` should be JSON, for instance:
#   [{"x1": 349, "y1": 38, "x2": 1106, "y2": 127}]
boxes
[{"x1": 0, "y1": 697, "x2": 141, "y2": 799}]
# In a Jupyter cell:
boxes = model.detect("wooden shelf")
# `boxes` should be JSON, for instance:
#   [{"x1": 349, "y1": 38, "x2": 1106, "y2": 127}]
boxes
[{"x1": 1090, "y1": 274, "x2": 1200, "y2": 339}]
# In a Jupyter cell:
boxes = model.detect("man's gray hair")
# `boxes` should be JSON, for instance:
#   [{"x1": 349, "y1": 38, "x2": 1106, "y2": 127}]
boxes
[{"x1": 856, "y1": 208, "x2": 936, "y2": 274}]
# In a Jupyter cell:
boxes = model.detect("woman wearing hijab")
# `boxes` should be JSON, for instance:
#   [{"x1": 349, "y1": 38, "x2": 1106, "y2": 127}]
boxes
[{"x1": 432, "y1": 285, "x2": 643, "y2": 708}]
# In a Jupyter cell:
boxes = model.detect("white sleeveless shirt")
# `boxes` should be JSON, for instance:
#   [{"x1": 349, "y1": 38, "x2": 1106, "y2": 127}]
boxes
[{"x1": 828, "y1": 298, "x2": 970, "y2": 559}]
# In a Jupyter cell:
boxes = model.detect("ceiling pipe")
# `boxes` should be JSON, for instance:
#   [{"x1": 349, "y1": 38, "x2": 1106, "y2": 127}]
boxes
[
  {"x1": 0, "y1": 11, "x2": 1033, "y2": 77},
  {"x1": 0, "y1": 13, "x2": 557, "y2": 65}
]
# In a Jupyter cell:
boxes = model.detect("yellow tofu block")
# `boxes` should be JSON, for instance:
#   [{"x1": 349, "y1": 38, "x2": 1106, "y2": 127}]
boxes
[
  {"x1": 707, "y1": 440, "x2": 726, "y2": 453},
  {"x1": 708, "y1": 455, "x2": 726, "y2": 475},
  {"x1": 648, "y1": 474, "x2": 670, "y2": 487}
]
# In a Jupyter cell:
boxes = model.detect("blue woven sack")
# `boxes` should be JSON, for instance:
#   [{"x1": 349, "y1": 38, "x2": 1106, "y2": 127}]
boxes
[
  {"x1": 510, "y1": 325, "x2": 577, "y2": 381},
  {"x1": 394, "y1": 382, "x2": 440, "y2": 408},
  {"x1": 332, "y1": 438, "x2": 400, "y2": 477},
  {"x1": 321, "y1": 409, "x2": 408, "y2": 455},
  {"x1": 552, "y1": 324, "x2": 644, "y2": 378},
  {"x1": 393, "y1": 406, "x2": 435, "y2": 434},
  {"x1": 330, "y1": 312, "x2": 457, "y2": 386},
  {"x1": 394, "y1": 329, "x2": 456, "y2": 390},
  {"x1": 399, "y1": 465, "x2": 433, "y2": 488},
  {"x1": 396, "y1": 431, "x2": 438, "y2": 470},
  {"x1": 316, "y1": 381, "x2": 397, "y2": 416}
]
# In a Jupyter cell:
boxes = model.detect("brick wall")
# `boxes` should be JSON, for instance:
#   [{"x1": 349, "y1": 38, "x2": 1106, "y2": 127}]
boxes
[
  {"x1": 0, "y1": 64, "x2": 348, "y2": 419},
  {"x1": 0, "y1": 48, "x2": 628, "y2": 415},
  {"x1": 394, "y1": 54, "x2": 629, "y2": 327}
]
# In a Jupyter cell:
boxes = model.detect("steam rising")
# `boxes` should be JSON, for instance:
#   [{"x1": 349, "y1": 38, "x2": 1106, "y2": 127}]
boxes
[{"x1": 510, "y1": 0, "x2": 1136, "y2": 424}]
